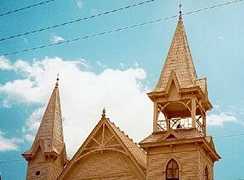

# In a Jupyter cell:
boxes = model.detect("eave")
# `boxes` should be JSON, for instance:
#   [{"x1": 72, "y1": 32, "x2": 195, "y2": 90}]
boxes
[{"x1": 139, "y1": 137, "x2": 220, "y2": 162}]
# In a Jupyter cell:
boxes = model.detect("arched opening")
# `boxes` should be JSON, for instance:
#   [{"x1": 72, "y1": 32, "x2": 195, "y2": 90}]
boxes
[
  {"x1": 163, "y1": 102, "x2": 192, "y2": 130},
  {"x1": 204, "y1": 166, "x2": 209, "y2": 180},
  {"x1": 166, "y1": 159, "x2": 179, "y2": 180}
]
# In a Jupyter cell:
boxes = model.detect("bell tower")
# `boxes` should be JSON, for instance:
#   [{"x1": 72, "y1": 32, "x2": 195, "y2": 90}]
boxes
[
  {"x1": 140, "y1": 7, "x2": 220, "y2": 180},
  {"x1": 22, "y1": 78, "x2": 67, "y2": 180},
  {"x1": 150, "y1": 8, "x2": 211, "y2": 136}
]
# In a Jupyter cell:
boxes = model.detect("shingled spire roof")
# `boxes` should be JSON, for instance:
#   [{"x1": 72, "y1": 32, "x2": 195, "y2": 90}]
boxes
[
  {"x1": 23, "y1": 78, "x2": 66, "y2": 160},
  {"x1": 154, "y1": 13, "x2": 198, "y2": 92}
]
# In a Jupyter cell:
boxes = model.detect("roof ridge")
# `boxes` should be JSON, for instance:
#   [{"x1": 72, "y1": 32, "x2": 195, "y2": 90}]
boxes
[
  {"x1": 108, "y1": 119, "x2": 140, "y2": 147},
  {"x1": 107, "y1": 119, "x2": 147, "y2": 154}
]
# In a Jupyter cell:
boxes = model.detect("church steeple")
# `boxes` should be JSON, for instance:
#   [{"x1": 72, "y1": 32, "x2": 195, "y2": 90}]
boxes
[
  {"x1": 148, "y1": 10, "x2": 212, "y2": 135},
  {"x1": 140, "y1": 8, "x2": 220, "y2": 180},
  {"x1": 154, "y1": 9, "x2": 197, "y2": 92},
  {"x1": 23, "y1": 77, "x2": 67, "y2": 180}
]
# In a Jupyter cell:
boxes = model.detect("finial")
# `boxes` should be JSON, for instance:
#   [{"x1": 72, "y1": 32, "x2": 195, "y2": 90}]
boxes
[
  {"x1": 179, "y1": 1, "x2": 182, "y2": 19},
  {"x1": 102, "y1": 108, "x2": 106, "y2": 119},
  {"x1": 55, "y1": 73, "x2": 59, "y2": 88}
]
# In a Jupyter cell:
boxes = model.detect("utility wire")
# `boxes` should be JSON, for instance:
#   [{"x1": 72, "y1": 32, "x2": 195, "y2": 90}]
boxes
[
  {"x1": 0, "y1": 0, "x2": 157, "y2": 43},
  {"x1": 1, "y1": 18, "x2": 163, "y2": 56},
  {"x1": 183, "y1": 0, "x2": 244, "y2": 16},
  {"x1": 0, "y1": 0, "x2": 56, "y2": 17},
  {"x1": 0, "y1": 159, "x2": 22, "y2": 164},
  {"x1": 1, "y1": 0, "x2": 243, "y2": 43},
  {"x1": 1, "y1": 0, "x2": 244, "y2": 56}
]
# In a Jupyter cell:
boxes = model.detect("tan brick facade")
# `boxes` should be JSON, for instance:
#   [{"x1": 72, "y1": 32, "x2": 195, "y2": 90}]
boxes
[{"x1": 23, "y1": 14, "x2": 220, "y2": 180}]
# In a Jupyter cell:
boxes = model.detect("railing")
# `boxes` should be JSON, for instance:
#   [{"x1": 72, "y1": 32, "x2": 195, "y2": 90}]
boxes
[{"x1": 157, "y1": 116, "x2": 204, "y2": 136}]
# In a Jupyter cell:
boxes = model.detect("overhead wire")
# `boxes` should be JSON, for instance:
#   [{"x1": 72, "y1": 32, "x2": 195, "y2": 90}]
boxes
[
  {"x1": 183, "y1": 0, "x2": 244, "y2": 16},
  {"x1": 1, "y1": 0, "x2": 243, "y2": 43},
  {"x1": 1, "y1": 0, "x2": 244, "y2": 56},
  {"x1": 1, "y1": 18, "x2": 163, "y2": 56},
  {"x1": 0, "y1": 159, "x2": 22, "y2": 164},
  {"x1": 0, "y1": 0, "x2": 56, "y2": 17},
  {"x1": 0, "y1": 0, "x2": 157, "y2": 42}
]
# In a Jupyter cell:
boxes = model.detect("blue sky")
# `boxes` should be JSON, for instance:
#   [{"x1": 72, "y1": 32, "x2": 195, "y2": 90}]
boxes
[{"x1": 0, "y1": 0, "x2": 243, "y2": 179}]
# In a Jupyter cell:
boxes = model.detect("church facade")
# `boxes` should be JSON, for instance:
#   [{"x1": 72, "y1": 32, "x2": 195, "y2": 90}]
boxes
[{"x1": 22, "y1": 13, "x2": 220, "y2": 180}]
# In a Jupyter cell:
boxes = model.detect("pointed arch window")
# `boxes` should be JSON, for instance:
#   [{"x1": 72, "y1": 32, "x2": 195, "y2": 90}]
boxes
[
  {"x1": 166, "y1": 159, "x2": 179, "y2": 180},
  {"x1": 204, "y1": 166, "x2": 209, "y2": 180}
]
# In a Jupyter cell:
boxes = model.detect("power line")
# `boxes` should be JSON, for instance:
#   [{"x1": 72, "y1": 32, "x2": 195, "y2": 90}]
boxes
[
  {"x1": 0, "y1": 0, "x2": 243, "y2": 43},
  {"x1": 0, "y1": 0, "x2": 56, "y2": 17},
  {"x1": 1, "y1": 18, "x2": 162, "y2": 56},
  {"x1": 0, "y1": 159, "x2": 23, "y2": 164},
  {"x1": 1, "y1": 0, "x2": 244, "y2": 56},
  {"x1": 183, "y1": 0, "x2": 244, "y2": 16},
  {"x1": 0, "y1": 0, "x2": 157, "y2": 42}
]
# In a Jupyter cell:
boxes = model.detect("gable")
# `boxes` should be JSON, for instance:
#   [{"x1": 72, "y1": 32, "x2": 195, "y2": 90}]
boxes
[
  {"x1": 59, "y1": 117, "x2": 146, "y2": 180},
  {"x1": 62, "y1": 150, "x2": 141, "y2": 180},
  {"x1": 166, "y1": 74, "x2": 181, "y2": 101},
  {"x1": 81, "y1": 122, "x2": 125, "y2": 155}
]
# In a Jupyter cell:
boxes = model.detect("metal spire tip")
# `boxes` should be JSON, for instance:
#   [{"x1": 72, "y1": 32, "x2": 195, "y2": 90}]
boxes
[
  {"x1": 102, "y1": 108, "x2": 106, "y2": 119},
  {"x1": 55, "y1": 73, "x2": 59, "y2": 88},
  {"x1": 179, "y1": 1, "x2": 182, "y2": 19}
]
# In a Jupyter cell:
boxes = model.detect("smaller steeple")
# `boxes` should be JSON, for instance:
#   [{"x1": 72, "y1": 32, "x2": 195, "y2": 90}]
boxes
[{"x1": 23, "y1": 78, "x2": 67, "y2": 180}]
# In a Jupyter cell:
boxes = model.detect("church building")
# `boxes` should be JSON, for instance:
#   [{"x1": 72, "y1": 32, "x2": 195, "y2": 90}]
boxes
[{"x1": 22, "y1": 10, "x2": 220, "y2": 180}]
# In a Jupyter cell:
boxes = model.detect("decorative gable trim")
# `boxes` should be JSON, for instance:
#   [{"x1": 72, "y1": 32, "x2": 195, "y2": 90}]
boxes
[{"x1": 59, "y1": 116, "x2": 146, "y2": 179}]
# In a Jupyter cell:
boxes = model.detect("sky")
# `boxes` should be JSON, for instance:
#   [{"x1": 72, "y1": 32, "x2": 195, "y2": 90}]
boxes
[{"x1": 0, "y1": 0, "x2": 243, "y2": 179}]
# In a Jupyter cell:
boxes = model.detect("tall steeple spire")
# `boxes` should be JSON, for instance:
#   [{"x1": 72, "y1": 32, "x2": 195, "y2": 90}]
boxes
[
  {"x1": 23, "y1": 78, "x2": 67, "y2": 180},
  {"x1": 154, "y1": 6, "x2": 198, "y2": 93},
  {"x1": 148, "y1": 9, "x2": 212, "y2": 134}
]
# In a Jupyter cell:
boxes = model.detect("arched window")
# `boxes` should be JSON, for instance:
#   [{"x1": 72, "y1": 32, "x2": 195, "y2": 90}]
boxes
[
  {"x1": 166, "y1": 159, "x2": 179, "y2": 180},
  {"x1": 204, "y1": 166, "x2": 209, "y2": 180}
]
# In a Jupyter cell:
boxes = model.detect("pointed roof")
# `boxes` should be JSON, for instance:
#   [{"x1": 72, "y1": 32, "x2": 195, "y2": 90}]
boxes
[
  {"x1": 59, "y1": 111, "x2": 146, "y2": 179},
  {"x1": 154, "y1": 15, "x2": 198, "y2": 92},
  {"x1": 23, "y1": 79, "x2": 66, "y2": 160},
  {"x1": 108, "y1": 119, "x2": 146, "y2": 169}
]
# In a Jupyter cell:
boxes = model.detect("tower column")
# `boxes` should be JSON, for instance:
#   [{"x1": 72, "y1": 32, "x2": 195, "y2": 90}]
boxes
[
  {"x1": 203, "y1": 114, "x2": 207, "y2": 136},
  {"x1": 153, "y1": 102, "x2": 158, "y2": 132},
  {"x1": 191, "y1": 98, "x2": 196, "y2": 128}
]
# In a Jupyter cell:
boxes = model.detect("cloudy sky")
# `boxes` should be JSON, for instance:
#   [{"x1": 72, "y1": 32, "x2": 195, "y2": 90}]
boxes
[{"x1": 0, "y1": 0, "x2": 244, "y2": 179}]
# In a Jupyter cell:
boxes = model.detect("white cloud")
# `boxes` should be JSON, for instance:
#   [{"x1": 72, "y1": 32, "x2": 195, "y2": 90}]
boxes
[
  {"x1": 50, "y1": 35, "x2": 65, "y2": 44},
  {"x1": 207, "y1": 112, "x2": 238, "y2": 126},
  {"x1": 0, "y1": 131, "x2": 20, "y2": 151},
  {"x1": 75, "y1": 0, "x2": 83, "y2": 9},
  {"x1": 217, "y1": 35, "x2": 224, "y2": 40},
  {"x1": 0, "y1": 57, "x2": 86, "y2": 105},
  {"x1": 0, "y1": 57, "x2": 151, "y2": 156},
  {"x1": 0, "y1": 57, "x2": 240, "y2": 156},
  {"x1": 0, "y1": 56, "x2": 14, "y2": 70},
  {"x1": 206, "y1": 104, "x2": 239, "y2": 126}
]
